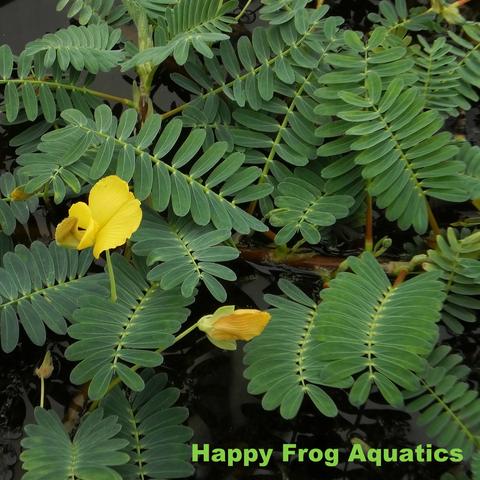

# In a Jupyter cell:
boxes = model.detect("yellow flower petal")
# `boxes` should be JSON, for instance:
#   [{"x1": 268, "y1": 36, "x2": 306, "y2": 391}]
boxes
[
  {"x1": 88, "y1": 175, "x2": 136, "y2": 228},
  {"x1": 68, "y1": 202, "x2": 98, "y2": 250},
  {"x1": 93, "y1": 198, "x2": 142, "y2": 258},
  {"x1": 55, "y1": 217, "x2": 80, "y2": 249},
  {"x1": 207, "y1": 309, "x2": 271, "y2": 341}
]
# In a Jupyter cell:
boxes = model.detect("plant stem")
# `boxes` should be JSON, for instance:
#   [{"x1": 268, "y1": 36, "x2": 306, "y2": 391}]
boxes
[
  {"x1": 235, "y1": 0, "x2": 254, "y2": 21},
  {"x1": 365, "y1": 194, "x2": 373, "y2": 252},
  {"x1": 393, "y1": 268, "x2": 409, "y2": 287},
  {"x1": 105, "y1": 250, "x2": 117, "y2": 303},
  {"x1": 427, "y1": 202, "x2": 441, "y2": 237},
  {"x1": 316, "y1": 0, "x2": 325, "y2": 6},
  {"x1": 40, "y1": 377, "x2": 45, "y2": 408},
  {"x1": 0, "y1": 78, "x2": 136, "y2": 107},
  {"x1": 291, "y1": 239, "x2": 306, "y2": 253}
]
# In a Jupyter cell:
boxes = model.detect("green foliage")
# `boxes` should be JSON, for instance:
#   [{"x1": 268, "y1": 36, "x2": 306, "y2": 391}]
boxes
[
  {"x1": 124, "y1": 0, "x2": 238, "y2": 68},
  {"x1": 1, "y1": 0, "x2": 480, "y2": 477},
  {"x1": 411, "y1": 36, "x2": 467, "y2": 115},
  {"x1": 259, "y1": 0, "x2": 310, "y2": 32},
  {"x1": 244, "y1": 279, "x2": 343, "y2": 420},
  {"x1": 172, "y1": 8, "x2": 340, "y2": 111},
  {"x1": 0, "y1": 45, "x2": 102, "y2": 123},
  {"x1": 368, "y1": 0, "x2": 436, "y2": 32},
  {"x1": 405, "y1": 345, "x2": 480, "y2": 460},
  {"x1": 102, "y1": 371, "x2": 194, "y2": 479},
  {"x1": 0, "y1": 241, "x2": 102, "y2": 353},
  {"x1": 424, "y1": 228, "x2": 480, "y2": 333},
  {"x1": 21, "y1": 407, "x2": 129, "y2": 480},
  {"x1": 316, "y1": 252, "x2": 445, "y2": 408},
  {"x1": 56, "y1": 0, "x2": 129, "y2": 26},
  {"x1": 319, "y1": 73, "x2": 467, "y2": 233},
  {"x1": 66, "y1": 254, "x2": 193, "y2": 400},
  {"x1": 132, "y1": 211, "x2": 239, "y2": 301},
  {"x1": 448, "y1": 24, "x2": 480, "y2": 107},
  {"x1": 473, "y1": 452, "x2": 480, "y2": 480},
  {"x1": 268, "y1": 167, "x2": 354, "y2": 245},
  {"x1": 17, "y1": 105, "x2": 269, "y2": 233},
  {"x1": 24, "y1": 24, "x2": 124, "y2": 74}
]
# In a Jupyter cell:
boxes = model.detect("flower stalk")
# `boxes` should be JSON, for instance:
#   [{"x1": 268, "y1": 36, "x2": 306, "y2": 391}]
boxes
[{"x1": 105, "y1": 250, "x2": 117, "y2": 303}]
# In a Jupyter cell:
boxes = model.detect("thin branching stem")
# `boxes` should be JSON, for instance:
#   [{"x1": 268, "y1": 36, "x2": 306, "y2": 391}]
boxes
[
  {"x1": 365, "y1": 194, "x2": 373, "y2": 252},
  {"x1": 235, "y1": 0, "x2": 254, "y2": 21},
  {"x1": 105, "y1": 250, "x2": 117, "y2": 303},
  {"x1": 0, "y1": 78, "x2": 135, "y2": 107},
  {"x1": 427, "y1": 202, "x2": 441, "y2": 237}
]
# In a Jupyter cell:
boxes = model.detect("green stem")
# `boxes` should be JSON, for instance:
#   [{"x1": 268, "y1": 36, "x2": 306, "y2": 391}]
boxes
[
  {"x1": 235, "y1": 0, "x2": 254, "y2": 21},
  {"x1": 40, "y1": 377, "x2": 45, "y2": 408},
  {"x1": 105, "y1": 250, "x2": 117, "y2": 303},
  {"x1": 89, "y1": 320, "x2": 200, "y2": 411},
  {"x1": 0, "y1": 78, "x2": 135, "y2": 107},
  {"x1": 291, "y1": 239, "x2": 306, "y2": 254},
  {"x1": 365, "y1": 193, "x2": 373, "y2": 252}
]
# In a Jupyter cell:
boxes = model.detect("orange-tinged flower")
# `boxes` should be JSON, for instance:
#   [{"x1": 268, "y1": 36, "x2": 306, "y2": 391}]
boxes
[
  {"x1": 55, "y1": 175, "x2": 142, "y2": 259},
  {"x1": 198, "y1": 306, "x2": 271, "y2": 350}
]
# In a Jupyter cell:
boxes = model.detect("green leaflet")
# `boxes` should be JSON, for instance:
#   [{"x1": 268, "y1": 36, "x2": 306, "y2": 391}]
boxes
[
  {"x1": 411, "y1": 36, "x2": 469, "y2": 116},
  {"x1": 268, "y1": 167, "x2": 354, "y2": 245},
  {"x1": 316, "y1": 252, "x2": 446, "y2": 408},
  {"x1": 368, "y1": 0, "x2": 435, "y2": 32},
  {"x1": 66, "y1": 254, "x2": 193, "y2": 400},
  {"x1": 171, "y1": 10, "x2": 341, "y2": 112},
  {"x1": 0, "y1": 241, "x2": 102, "y2": 353},
  {"x1": 24, "y1": 24, "x2": 125, "y2": 74},
  {"x1": 122, "y1": 0, "x2": 238, "y2": 68},
  {"x1": 102, "y1": 371, "x2": 194, "y2": 479},
  {"x1": 405, "y1": 345, "x2": 480, "y2": 460},
  {"x1": 56, "y1": 0, "x2": 130, "y2": 26},
  {"x1": 424, "y1": 228, "x2": 480, "y2": 333},
  {"x1": 244, "y1": 279, "x2": 342, "y2": 420},
  {"x1": 259, "y1": 0, "x2": 311, "y2": 33},
  {"x1": 0, "y1": 45, "x2": 103, "y2": 122},
  {"x1": 132, "y1": 211, "x2": 239, "y2": 301},
  {"x1": 21, "y1": 407, "x2": 129, "y2": 480}
]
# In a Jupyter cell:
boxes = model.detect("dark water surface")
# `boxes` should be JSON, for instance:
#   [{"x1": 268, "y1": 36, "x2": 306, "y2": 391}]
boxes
[{"x1": 0, "y1": 1, "x2": 479, "y2": 479}]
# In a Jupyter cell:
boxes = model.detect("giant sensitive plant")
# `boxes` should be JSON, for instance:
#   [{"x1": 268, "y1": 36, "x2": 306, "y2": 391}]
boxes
[{"x1": 1, "y1": 0, "x2": 480, "y2": 478}]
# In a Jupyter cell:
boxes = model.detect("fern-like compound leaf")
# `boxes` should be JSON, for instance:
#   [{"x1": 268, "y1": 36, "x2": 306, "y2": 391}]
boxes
[
  {"x1": 0, "y1": 241, "x2": 102, "y2": 353},
  {"x1": 21, "y1": 407, "x2": 129, "y2": 480},
  {"x1": 102, "y1": 371, "x2": 194, "y2": 479},
  {"x1": 319, "y1": 74, "x2": 469, "y2": 233},
  {"x1": 405, "y1": 345, "x2": 480, "y2": 460},
  {"x1": 132, "y1": 211, "x2": 239, "y2": 301},
  {"x1": 17, "y1": 106, "x2": 269, "y2": 233},
  {"x1": 268, "y1": 167, "x2": 354, "y2": 245},
  {"x1": 0, "y1": 46, "x2": 103, "y2": 123},
  {"x1": 424, "y1": 228, "x2": 480, "y2": 333},
  {"x1": 244, "y1": 279, "x2": 345, "y2": 420},
  {"x1": 316, "y1": 252, "x2": 445, "y2": 408},
  {"x1": 24, "y1": 24, "x2": 125, "y2": 74},
  {"x1": 56, "y1": 0, "x2": 129, "y2": 26},
  {"x1": 66, "y1": 254, "x2": 193, "y2": 400},
  {"x1": 123, "y1": 0, "x2": 237, "y2": 68}
]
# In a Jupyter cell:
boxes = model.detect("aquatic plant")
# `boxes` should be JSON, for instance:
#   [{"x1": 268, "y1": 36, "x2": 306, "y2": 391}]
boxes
[{"x1": 0, "y1": 0, "x2": 479, "y2": 478}]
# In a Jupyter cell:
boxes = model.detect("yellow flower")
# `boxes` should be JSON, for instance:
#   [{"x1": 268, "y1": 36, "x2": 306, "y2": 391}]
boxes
[
  {"x1": 55, "y1": 175, "x2": 142, "y2": 259},
  {"x1": 198, "y1": 306, "x2": 271, "y2": 350}
]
